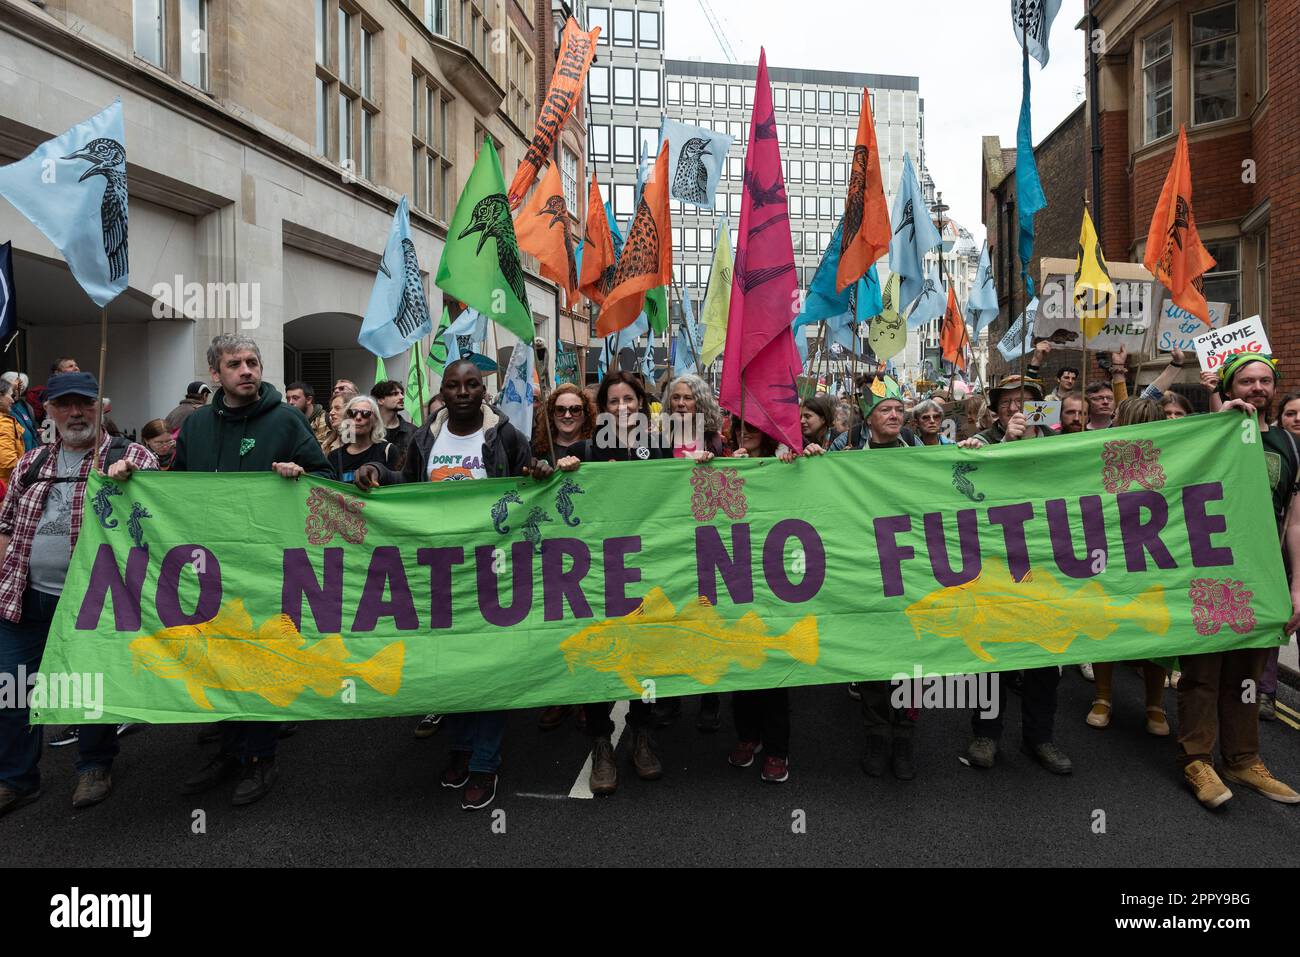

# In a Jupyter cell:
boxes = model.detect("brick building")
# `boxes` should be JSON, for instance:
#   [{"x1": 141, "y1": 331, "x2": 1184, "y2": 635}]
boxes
[{"x1": 981, "y1": 103, "x2": 1087, "y2": 384}]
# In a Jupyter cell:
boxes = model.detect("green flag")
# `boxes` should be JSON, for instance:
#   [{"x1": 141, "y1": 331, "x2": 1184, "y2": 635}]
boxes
[
  {"x1": 436, "y1": 140, "x2": 533, "y2": 343},
  {"x1": 404, "y1": 341, "x2": 427, "y2": 427},
  {"x1": 31, "y1": 414, "x2": 1290, "y2": 724},
  {"x1": 644, "y1": 285, "x2": 669, "y2": 336},
  {"x1": 428, "y1": 307, "x2": 451, "y2": 369},
  {"x1": 700, "y1": 221, "x2": 733, "y2": 367},
  {"x1": 374, "y1": 354, "x2": 388, "y2": 388}
]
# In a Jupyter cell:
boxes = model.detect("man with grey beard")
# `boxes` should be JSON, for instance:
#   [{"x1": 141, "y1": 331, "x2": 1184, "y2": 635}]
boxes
[{"x1": 0, "y1": 373, "x2": 158, "y2": 816}]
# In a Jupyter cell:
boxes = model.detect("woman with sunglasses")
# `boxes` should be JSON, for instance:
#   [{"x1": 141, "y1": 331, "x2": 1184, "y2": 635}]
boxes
[
  {"x1": 327, "y1": 394, "x2": 399, "y2": 483},
  {"x1": 911, "y1": 399, "x2": 955, "y2": 447},
  {"x1": 532, "y1": 383, "x2": 595, "y2": 463}
]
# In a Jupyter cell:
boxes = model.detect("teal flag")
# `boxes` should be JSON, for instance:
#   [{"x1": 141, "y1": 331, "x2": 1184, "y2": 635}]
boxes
[{"x1": 33, "y1": 415, "x2": 1288, "y2": 724}]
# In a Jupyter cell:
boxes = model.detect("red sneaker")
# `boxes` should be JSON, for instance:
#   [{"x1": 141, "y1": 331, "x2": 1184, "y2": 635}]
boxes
[
  {"x1": 462, "y1": 772, "x2": 498, "y2": 811},
  {"x1": 440, "y1": 751, "x2": 471, "y2": 789},
  {"x1": 727, "y1": 740, "x2": 763, "y2": 768},
  {"x1": 760, "y1": 755, "x2": 789, "y2": 783}
]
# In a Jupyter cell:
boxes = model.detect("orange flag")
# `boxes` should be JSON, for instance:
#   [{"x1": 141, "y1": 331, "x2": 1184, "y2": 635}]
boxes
[
  {"x1": 940, "y1": 285, "x2": 967, "y2": 371},
  {"x1": 1143, "y1": 125, "x2": 1216, "y2": 325},
  {"x1": 579, "y1": 173, "x2": 615, "y2": 305},
  {"x1": 514, "y1": 161, "x2": 578, "y2": 306},
  {"x1": 596, "y1": 142, "x2": 671, "y2": 337},
  {"x1": 507, "y1": 18, "x2": 600, "y2": 208},
  {"x1": 837, "y1": 87, "x2": 891, "y2": 293}
]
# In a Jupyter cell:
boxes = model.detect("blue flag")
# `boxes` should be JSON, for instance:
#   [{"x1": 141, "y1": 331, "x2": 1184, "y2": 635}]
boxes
[
  {"x1": 673, "y1": 284, "x2": 702, "y2": 375},
  {"x1": 793, "y1": 321, "x2": 808, "y2": 373},
  {"x1": 857, "y1": 265, "x2": 883, "y2": 321},
  {"x1": 1016, "y1": 56, "x2": 1047, "y2": 299},
  {"x1": 605, "y1": 202, "x2": 625, "y2": 262},
  {"x1": 641, "y1": 327, "x2": 657, "y2": 379},
  {"x1": 795, "y1": 217, "x2": 854, "y2": 330},
  {"x1": 966, "y1": 240, "x2": 999, "y2": 335},
  {"x1": 498, "y1": 335, "x2": 535, "y2": 443},
  {"x1": 887, "y1": 154, "x2": 940, "y2": 312},
  {"x1": 660, "y1": 118, "x2": 733, "y2": 211},
  {"x1": 358, "y1": 196, "x2": 433, "y2": 357},
  {"x1": 0, "y1": 100, "x2": 127, "y2": 308},
  {"x1": 1012, "y1": 0, "x2": 1062, "y2": 67},
  {"x1": 0, "y1": 242, "x2": 15, "y2": 344},
  {"x1": 442, "y1": 306, "x2": 489, "y2": 368},
  {"x1": 905, "y1": 262, "x2": 945, "y2": 329}
]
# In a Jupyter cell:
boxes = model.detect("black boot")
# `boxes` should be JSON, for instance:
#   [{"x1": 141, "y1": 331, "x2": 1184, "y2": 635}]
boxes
[
  {"x1": 891, "y1": 736, "x2": 916, "y2": 780},
  {"x1": 696, "y1": 694, "x2": 722, "y2": 733},
  {"x1": 860, "y1": 733, "x2": 889, "y2": 778}
]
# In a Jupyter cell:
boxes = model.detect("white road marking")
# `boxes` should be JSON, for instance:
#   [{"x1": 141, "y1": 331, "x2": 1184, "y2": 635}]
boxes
[
  {"x1": 513, "y1": 792, "x2": 569, "y2": 800},
  {"x1": 567, "y1": 700, "x2": 629, "y2": 800}
]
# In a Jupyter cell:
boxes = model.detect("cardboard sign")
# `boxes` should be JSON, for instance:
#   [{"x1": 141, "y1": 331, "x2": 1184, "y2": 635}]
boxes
[
  {"x1": 1023, "y1": 399, "x2": 1061, "y2": 428},
  {"x1": 1155, "y1": 301, "x2": 1228, "y2": 353},
  {"x1": 997, "y1": 298, "x2": 1039, "y2": 361},
  {"x1": 1193, "y1": 316, "x2": 1271, "y2": 373},
  {"x1": 1036, "y1": 258, "x2": 1153, "y2": 352}
]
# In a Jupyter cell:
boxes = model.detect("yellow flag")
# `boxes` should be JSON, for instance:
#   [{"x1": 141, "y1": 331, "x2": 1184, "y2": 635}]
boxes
[
  {"x1": 700, "y1": 220, "x2": 733, "y2": 368},
  {"x1": 1073, "y1": 207, "x2": 1114, "y2": 338}
]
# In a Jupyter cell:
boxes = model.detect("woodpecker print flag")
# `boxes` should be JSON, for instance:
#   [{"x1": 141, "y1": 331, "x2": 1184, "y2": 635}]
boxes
[
  {"x1": 0, "y1": 99, "x2": 127, "y2": 308},
  {"x1": 358, "y1": 196, "x2": 434, "y2": 358},
  {"x1": 660, "y1": 118, "x2": 732, "y2": 212}
]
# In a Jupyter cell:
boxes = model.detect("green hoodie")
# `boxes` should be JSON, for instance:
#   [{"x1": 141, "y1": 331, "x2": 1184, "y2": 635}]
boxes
[{"x1": 174, "y1": 383, "x2": 333, "y2": 476}]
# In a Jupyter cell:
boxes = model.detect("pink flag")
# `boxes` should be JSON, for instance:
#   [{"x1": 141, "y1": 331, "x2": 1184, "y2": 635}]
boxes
[{"x1": 719, "y1": 49, "x2": 803, "y2": 451}]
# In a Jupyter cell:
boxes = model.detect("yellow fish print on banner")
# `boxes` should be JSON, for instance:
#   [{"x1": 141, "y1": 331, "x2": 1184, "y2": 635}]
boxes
[
  {"x1": 129, "y1": 600, "x2": 405, "y2": 710},
  {"x1": 560, "y1": 587, "x2": 819, "y2": 694},
  {"x1": 904, "y1": 559, "x2": 1169, "y2": 664}
]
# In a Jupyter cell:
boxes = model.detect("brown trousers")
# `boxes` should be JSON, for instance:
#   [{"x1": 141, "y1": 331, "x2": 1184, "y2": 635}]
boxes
[{"x1": 1176, "y1": 648, "x2": 1269, "y2": 769}]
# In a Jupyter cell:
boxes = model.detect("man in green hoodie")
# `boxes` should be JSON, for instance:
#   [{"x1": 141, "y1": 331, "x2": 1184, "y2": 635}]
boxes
[{"x1": 111, "y1": 334, "x2": 331, "y2": 806}]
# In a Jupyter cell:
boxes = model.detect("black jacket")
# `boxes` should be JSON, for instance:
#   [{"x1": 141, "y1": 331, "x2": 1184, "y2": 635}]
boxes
[
  {"x1": 372, "y1": 403, "x2": 532, "y2": 483},
  {"x1": 174, "y1": 383, "x2": 332, "y2": 476}
]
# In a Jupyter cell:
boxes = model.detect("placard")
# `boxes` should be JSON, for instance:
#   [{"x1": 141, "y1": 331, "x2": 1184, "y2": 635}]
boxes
[
  {"x1": 1155, "y1": 301, "x2": 1228, "y2": 353},
  {"x1": 1036, "y1": 257, "x2": 1154, "y2": 352},
  {"x1": 1193, "y1": 315, "x2": 1271, "y2": 373},
  {"x1": 1023, "y1": 399, "x2": 1061, "y2": 428}
]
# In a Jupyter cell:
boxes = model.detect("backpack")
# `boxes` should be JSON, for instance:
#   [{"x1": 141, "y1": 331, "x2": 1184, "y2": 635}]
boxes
[{"x1": 21, "y1": 435, "x2": 133, "y2": 488}]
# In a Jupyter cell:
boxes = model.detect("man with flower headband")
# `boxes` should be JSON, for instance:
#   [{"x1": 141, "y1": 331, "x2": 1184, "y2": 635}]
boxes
[
  {"x1": 1178, "y1": 353, "x2": 1300, "y2": 808},
  {"x1": 824, "y1": 377, "x2": 921, "y2": 780}
]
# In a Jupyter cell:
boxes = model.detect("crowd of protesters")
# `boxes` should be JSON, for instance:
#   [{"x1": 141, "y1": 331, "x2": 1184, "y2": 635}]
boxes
[{"x1": 0, "y1": 332, "x2": 1297, "y2": 816}]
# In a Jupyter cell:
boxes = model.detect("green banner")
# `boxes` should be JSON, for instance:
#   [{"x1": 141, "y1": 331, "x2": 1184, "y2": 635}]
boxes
[{"x1": 33, "y1": 414, "x2": 1289, "y2": 724}]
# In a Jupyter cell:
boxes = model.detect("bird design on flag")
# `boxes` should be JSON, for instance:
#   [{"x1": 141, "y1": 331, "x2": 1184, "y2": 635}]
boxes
[
  {"x1": 459, "y1": 193, "x2": 529, "y2": 313},
  {"x1": 1013, "y1": 0, "x2": 1049, "y2": 43},
  {"x1": 915, "y1": 275, "x2": 939, "y2": 307},
  {"x1": 609, "y1": 196, "x2": 659, "y2": 285},
  {"x1": 1168, "y1": 197, "x2": 1190, "y2": 251},
  {"x1": 62, "y1": 137, "x2": 128, "y2": 281},
  {"x1": 743, "y1": 170, "x2": 786, "y2": 209},
  {"x1": 894, "y1": 198, "x2": 915, "y2": 240},
  {"x1": 753, "y1": 111, "x2": 777, "y2": 141},
  {"x1": 769, "y1": 371, "x2": 801, "y2": 405},
  {"x1": 394, "y1": 238, "x2": 430, "y2": 339},
  {"x1": 536, "y1": 194, "x2": 578, "y2": 295},
  {"x1": 672, "y1": 138, "x2": 712, "y2": 205},
  {"x1": 841, "y1": 145, "x2": 869, "y2": 254},
  {"x1": 733, "y1": 250, "x2": 795, "y2": 294}
]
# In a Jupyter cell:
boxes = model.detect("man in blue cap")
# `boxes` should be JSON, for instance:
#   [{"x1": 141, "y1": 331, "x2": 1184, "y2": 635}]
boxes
[
  {"x1": 0, "y1": 372, "x2": 158, "y2": 816},
  {"x1": 1178, "y1": 354, "x2": 1300, "y2": 809}
]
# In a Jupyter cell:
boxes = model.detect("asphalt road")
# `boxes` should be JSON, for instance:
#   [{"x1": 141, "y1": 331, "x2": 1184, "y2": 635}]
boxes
[{"x1": 5, "y1": 666, "x2": 1300, "y2": 867}]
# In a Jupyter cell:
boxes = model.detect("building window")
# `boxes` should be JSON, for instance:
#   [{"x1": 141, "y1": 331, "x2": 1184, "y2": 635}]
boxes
[
  {"x1": 638, "y1": 127, "x2": 659, "y2": 162},
  {"x1": 561, "y1": 147, "x2": 580, "y2": 213},
  {"x1": 802, "y1": 89, "x2": 815, "y2": 112},
  {"x1": 1255, "y1": 228, "x2": 1269, "y2": 324},
  {"x1": 179, "y1": 0, "x2": 209, "y2": 89},
  {"x1": 700, "y1": 229, "x2": 713, "y2": 252},
  {"x1": 833, "y1": 196, "x2": 845, "y2": 218},
  {"x1": 789, "y1": 160, "x2": 801, "y2": 183},
  {"x1": 818, "y1": 126, "x2": 831, "y2": 149},
  {"x1": 833, "y1": 161, "x2": 846, "y2": 184},
  {"x1": 638, "y1": 10, "x2": 659, "y2": 47},
  {"x1": 360, "y1": 26, "x2": 373, "y2": 100},
  {"x1": 590, "y1": 124, "x2": 610, "y2": 162},
  {"x1": 134, "y1": 0, "x2": 165, "y2": 67},
  {"x1": 818, "y1": 160, "x2": 831, "y2": 182},
  {"x1": 614, "y1": 125, "x2": 634, "y2": 162},
  {"x1": 667, "y1": 80, "x2": 680, "y2": 105},
  {"x1": 339, "y1": 92, "x2": 353, "y2": 169},
  {"x1": 315, "y1": 0, "x2": 328, "y2": 66},
  {"x1": 833, "y1": 126, "x2": 846, "y2": 149},
  {"x1": 728, "y1": 120, "x2": 741, "y2": 141},
  {"x1": 589, "y1": 66, "x2": 609, "y2": 104},
  {"x1": 789, "y1": 195, "x2": 802, "y2": 218},
  {"x1": 1192, "y1": 3, "x2": 1237, "y2": 125},
  {"x1": 1143, "y1": 26, "x2": 1173, "y2": 143},
  {"x1": 774, "y1": 87, "x2": 786, "y2": 111},
  {"x1": 413, "y1": 71, "x2": 453, "y2": 222},
  {"x1": 425, "y1": 0, "x2": 449, "y2": 36},
  {"x1": 682, "y1": 81, "x2": 696, "y2": 105},
  {"x1": 509, "y1": 31, "x2": 535, "y2": 131},
  {"x1": 614, "y1": 183, "x2": 634, "y2": 219},
  {"x1": 727, "y1": 156, "x2": 740, "y2": 179},
  {"x1": 1201, "y1": 239, "x2": 1240, "y2": 320},
  {"x1": 789, "y1": 124, "x2": 802, "y2": 147},
  {"x1": 818, "y1": 196, "x2": 831, "y2": 218},
  {"x1": 614, "y1": 67, "x2": 634, "y2": 105},
  {"x1": 683, "y1": 227, "x2": 697, "y2": 251},
  {"x1": 818, "y1": 90, "x2": 831, "y2": 113},
  {"x1": 698, "y1": 83, "x2": 711, "y2": 106},
  {"x1": 315, "y1": 76, "x2": 328, "y2": 155},
  {"x1": 612, "y1": 8, "x2": 634, "y2": 46},
  {"x1": 850, "y1": 91, "x2": 861, "y2": 114},
  {"x1": 833, "y1": 90, "x2": 846, "y2": 114},
  {"x1": 744, "y1": 86, "x2": 755, "y2": 108},
  {"x1": 804, "y1": 123, "x2": 815, "y2": 144},
  {"x1": 639, "y1": 70, "x2": 659, "y2": 106},
  {"x1": 588, "y1": 6, "x2": 608, "y2": 43}
]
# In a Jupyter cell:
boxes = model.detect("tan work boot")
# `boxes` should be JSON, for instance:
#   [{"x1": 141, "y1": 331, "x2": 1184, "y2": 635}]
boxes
[
  {"x1": 1184, "y1": 760, "x2": 1232, "y2": 809},
  {"x1": 589, "y1": 736, "x2": 618, "y2": 795},
  {"x1": 629, "y1": 729, "x2": 663, "y2": 780},
  {"x1": 1222, "y1": 761, "x2": 1300, "y2": 804}
]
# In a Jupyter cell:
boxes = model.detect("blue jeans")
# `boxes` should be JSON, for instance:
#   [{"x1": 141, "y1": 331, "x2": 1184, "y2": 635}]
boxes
[
  {"x1": 447, "y1": 711, "x2": 506, "y2": 774},
  {"x1": 0, "y1": 589, "x2": 119, "y2": 793}
]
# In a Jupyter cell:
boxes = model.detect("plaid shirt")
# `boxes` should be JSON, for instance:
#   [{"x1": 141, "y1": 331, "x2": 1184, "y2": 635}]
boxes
[{"x1": 0, "y1": 434, "x2": 158, "y2": 622}]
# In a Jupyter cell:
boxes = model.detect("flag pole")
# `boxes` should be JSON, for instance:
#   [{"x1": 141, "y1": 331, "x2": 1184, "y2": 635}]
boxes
[
  {"x1": 1080, "y1": 195, "x2": 1090, "y2": 400},
  {"x1": 534, "y1": 336, "x2": 557, "y2": 466},
  {"x1": 93, "y1": 303, "x2": 107, "y2": 470},
  {"x1": 1017, "y1": 12, "x2": 1029, "y2": 410}
]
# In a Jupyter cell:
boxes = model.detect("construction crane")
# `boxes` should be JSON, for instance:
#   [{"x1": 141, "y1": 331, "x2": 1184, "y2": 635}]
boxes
[{"x1": 697, "y1": 0, "x2": 739, "y2": 64}]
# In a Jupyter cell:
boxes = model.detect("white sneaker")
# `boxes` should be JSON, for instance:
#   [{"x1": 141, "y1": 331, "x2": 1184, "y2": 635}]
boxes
[{"x1": 1078, "y1": 663, "x2": 1094, "y2": 681}]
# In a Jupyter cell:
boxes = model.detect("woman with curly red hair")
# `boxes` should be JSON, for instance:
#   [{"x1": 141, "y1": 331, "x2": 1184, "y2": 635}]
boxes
[{"x1": 532, "y1": 383, "x2": 596, "y2": 462}]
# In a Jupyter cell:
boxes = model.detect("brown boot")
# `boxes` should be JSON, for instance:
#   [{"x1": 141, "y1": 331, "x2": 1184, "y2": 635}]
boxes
[
  {"x1": 1222, "y1": 761, "x2": 1300, "y2": 804},
  {"x1": 589, "y1": 736, "x2": 618, "y2": 795},
  {"x1": 629, "y1": 729, "x2": 663, "y2": 780}
]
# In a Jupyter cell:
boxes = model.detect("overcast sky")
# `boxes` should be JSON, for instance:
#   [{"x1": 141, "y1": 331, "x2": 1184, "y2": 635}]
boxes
[{"x1": 665, "y1": 0, "x2": 1088, "y2": 244}]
